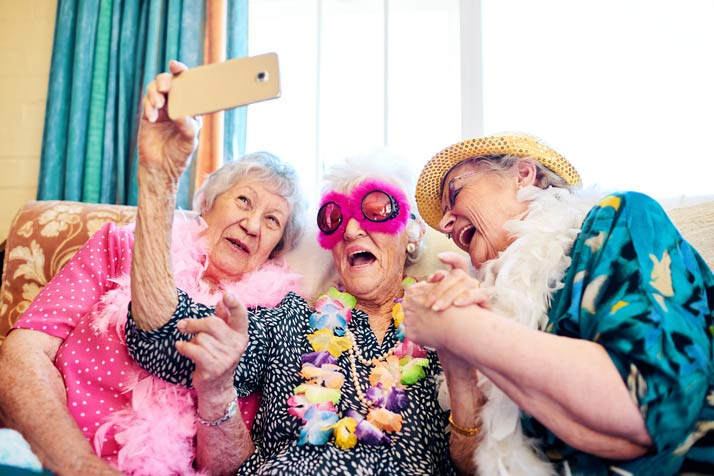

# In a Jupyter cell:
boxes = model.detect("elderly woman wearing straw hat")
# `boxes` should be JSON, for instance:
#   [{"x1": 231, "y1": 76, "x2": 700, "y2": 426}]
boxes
[{"x1": 402, "y1": 133, "x2": 714, "y2": 476}]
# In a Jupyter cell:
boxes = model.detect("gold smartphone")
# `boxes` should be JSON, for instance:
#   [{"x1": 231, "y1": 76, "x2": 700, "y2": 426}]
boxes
[{"x1": 168, "y1": 52, "x2": 280, "y2": 119}]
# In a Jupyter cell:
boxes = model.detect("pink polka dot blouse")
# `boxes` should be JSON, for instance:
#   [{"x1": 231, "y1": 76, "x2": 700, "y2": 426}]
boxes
[{"x1": 12, "y1": 222, "x2": 261, "y2": 462}]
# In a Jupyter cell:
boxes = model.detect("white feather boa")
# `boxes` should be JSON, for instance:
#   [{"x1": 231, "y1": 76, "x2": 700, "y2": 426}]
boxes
[{"x1": 462, "y1": 186, "x2": 600, "y2": 476}]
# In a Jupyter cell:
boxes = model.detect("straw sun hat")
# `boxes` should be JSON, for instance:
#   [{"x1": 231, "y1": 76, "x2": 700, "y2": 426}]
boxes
[{"x1": 415, "y1": 133, "x2": 582, "y2": 230}]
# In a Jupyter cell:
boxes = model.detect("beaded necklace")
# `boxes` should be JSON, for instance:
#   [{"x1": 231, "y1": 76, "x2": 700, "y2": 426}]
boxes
[{"x1": 288, "y1": 279, "x2": 429, "y2": 449}]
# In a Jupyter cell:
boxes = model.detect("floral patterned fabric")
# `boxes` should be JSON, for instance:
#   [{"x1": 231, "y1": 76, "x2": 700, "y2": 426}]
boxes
[
  {"x1": 0, "y1": 200, "x2": 137, "y2": 342},
  {"x1": 126, "y1": 291, "x2": 456, "y2": 476},
  {"x1": 523, "y1": 192, "x2": 714, "y2": 475}
]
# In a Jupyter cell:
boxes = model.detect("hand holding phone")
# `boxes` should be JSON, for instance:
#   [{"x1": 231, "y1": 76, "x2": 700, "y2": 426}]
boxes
[
  {"x1": 168, "y1": 52, "x2": 281, "y2": 120},
  {"x1": 139, "y1": 60, "x2": 200, "y2": 182}
]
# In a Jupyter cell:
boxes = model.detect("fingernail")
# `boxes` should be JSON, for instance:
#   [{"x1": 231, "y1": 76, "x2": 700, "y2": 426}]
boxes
[
  {"x1": 431, "y1": 301, "x2": 444, "y2": 311},
  {"x1": 177, "y1": 320, "x2": 186, "y2": 331}
]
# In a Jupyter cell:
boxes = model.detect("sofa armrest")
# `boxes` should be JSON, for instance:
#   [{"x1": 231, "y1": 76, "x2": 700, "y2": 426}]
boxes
[
  {"x1": 667, "y1": 200, "x2": 714, "y2": 270},
  {"x1": 0, "y1": 201, "x2": 138, "y2": 343}
]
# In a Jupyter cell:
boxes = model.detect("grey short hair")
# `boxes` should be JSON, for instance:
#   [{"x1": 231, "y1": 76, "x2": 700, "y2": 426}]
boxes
[
  {"x1": 193, "y1": 151, "x2": 306, "y2": 257},
  {"x1": 321, "y1": 150, "x2": 426, "y2": 266},
  {"x1": 454, "y1": 154, "x2": 572, "y2": 190}
]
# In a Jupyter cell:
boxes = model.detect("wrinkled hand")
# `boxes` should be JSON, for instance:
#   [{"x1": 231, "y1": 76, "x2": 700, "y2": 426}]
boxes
[
  {"x1": 403, "y1": 280, "x2": 491, "y2": 351},
  {"x1": 138, "y1": 60, "x2": 200, "y2": 184},
  {"x1": 175, "y1": 293, "x2": 249, "y2": 399},
  {"x1": 423, "y1": 252, "x2": 492, "y2": 311},
  {"x1": 402, "y1": 282, "x2": 451, "y2": 349}
]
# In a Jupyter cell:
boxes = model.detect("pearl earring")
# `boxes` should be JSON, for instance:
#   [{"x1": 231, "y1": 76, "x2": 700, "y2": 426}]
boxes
[{"x1": 406, "y1": 242, "x2": 416, "y2": 254}]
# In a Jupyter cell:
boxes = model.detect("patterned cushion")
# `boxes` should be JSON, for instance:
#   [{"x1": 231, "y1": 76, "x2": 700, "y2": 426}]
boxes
[{"x1": 0, "y1": 201, "x2": 137, "y2": 343}]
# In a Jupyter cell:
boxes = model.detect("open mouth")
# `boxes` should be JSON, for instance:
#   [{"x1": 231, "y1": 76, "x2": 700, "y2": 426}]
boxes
[
  {"x1": 226, "y1": 237, "x2": 249, "y2": 254},
  {"x1": 454, "y1": 224, "x2": 476, "y2": 251},
  {"x1": 348, "y1": 250, "x2": 377, "y2": 267}
]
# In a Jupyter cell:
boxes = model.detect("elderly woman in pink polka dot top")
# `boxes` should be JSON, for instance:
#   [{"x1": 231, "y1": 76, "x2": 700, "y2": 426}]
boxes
[{"x1": 0, "y1": 60, "x2": 306, "y2": 476}]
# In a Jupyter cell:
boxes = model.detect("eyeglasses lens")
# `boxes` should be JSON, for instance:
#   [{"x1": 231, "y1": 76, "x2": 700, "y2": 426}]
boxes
[
  {"x1": 447, "y1": 170, "x2": 480, "y2": 209},
  {"x1": 362, "y1": 191, "x2": 395, "y2": 222},
  {"x1": 317, "y1": 202, "x2": 342, "y2": 234},
  {"x1": 448, "y1": 180, "x2": 459, "y2": 209}
]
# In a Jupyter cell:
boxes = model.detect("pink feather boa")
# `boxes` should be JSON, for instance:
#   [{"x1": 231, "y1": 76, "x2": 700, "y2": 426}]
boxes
[{"x1": 89, "y1": 216, "x2": 303, "y2": 476}]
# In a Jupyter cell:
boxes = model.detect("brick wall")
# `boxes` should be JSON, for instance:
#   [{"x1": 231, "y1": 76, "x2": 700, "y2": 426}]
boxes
[{"x1": 0, "y1": 0, "x2": 57, "y2": 241}]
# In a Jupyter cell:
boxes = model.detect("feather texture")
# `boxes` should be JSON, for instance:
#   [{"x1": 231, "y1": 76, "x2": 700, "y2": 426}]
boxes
[{"x1": 467, "y1": 186, "x2": 598, "y2": 476}]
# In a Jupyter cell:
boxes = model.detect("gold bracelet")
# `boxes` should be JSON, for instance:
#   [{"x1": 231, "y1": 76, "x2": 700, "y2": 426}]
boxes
[{"x1": 448, "y1": 412, "x2": 481, "y2": 437}]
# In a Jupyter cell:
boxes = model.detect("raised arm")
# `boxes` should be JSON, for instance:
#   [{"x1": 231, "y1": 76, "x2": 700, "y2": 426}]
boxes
[
  {"x1": 128, "y1": 61, "x2": 256, "y2": 473},
  {"x1": 130, "y1": 60, "x2": 199, "y2": 331}
]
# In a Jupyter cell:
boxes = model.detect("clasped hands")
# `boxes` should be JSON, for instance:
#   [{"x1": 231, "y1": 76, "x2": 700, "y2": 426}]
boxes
[{"x1": 402, "y1": 251, "x2": 493, "y2": 352}]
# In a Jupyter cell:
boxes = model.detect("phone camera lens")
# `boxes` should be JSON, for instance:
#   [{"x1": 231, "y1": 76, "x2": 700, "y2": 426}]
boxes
[{"x1": 256, "y1": 71, "x2": 269, "y2": 82}]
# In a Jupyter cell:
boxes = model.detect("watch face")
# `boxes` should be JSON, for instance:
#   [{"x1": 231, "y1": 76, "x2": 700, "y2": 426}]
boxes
[
  {"x1": 198, "y1": 396, "x2": 239, "y2": 426},
  {"x1": 226, "y1": 399, "x2": 238, "y2": 418}
]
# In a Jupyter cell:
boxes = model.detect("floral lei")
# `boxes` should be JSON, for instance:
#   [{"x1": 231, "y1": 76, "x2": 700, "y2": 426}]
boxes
[{"x1": 287, "y1": 278, "x2": 430, "y2": 449}]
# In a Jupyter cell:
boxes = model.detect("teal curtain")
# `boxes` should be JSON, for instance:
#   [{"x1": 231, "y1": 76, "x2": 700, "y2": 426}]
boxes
[
  {"x1": 38, "y1": 0, "x2": 247, "y2": 209},
  {"x1": 224, "y1": 0, "x2": 249, "y2": 162}
]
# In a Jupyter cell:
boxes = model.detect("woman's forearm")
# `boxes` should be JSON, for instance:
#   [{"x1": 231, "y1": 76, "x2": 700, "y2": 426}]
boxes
[
  {"x1": 130, "y1": 167, "x2": 179, "y2": 331},
  {"x1": 0, "y1": 330, "x2": 122, "y2": 475},
  {"x1": 483, "y1": 365, "x2": 649, "y2": 459},
  {"x1": 441, "y1": 352, "x2": 482, "y2": 474},
  {"x1": 444, "y1": 307, "x2": 652, "y2": 458},
  {"x1": 196, "y1": 419, "x2": 254, "y2": 475},
  {"x1": 195, "y1": 387, "x2": 254, "y2": 475}
]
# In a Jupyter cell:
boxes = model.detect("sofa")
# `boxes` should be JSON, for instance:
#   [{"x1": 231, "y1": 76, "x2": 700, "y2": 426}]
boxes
[{"x1": 0, "y1": 198, "x2": 713, "y2": 343}]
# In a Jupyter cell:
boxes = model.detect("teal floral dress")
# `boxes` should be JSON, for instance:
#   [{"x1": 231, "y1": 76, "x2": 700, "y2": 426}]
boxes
[{"x1": 522, "y1": 192, "x2": 714, "y2": 475}]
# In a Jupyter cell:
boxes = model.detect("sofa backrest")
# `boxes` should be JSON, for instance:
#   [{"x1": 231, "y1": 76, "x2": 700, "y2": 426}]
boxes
[
  {"x1": 1, "y1": 198, "x2": 712, "y2": 344},
  {"x1": 666, "y1": 201, "x2": 714, "y2": 270}
]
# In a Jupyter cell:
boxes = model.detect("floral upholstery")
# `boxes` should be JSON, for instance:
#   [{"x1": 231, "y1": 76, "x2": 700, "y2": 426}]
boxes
[{"x1": 0, "y1": 201, "x2": 137, "y2": 343}]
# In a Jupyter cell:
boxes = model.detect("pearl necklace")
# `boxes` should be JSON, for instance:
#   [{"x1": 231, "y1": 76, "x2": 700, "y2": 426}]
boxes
[
  {"x1": 345, "y1": 328, "x2": 399, "y2": 367},
  {"x1": 345, "y1": 328, "x2": 400, "y2": 411}
]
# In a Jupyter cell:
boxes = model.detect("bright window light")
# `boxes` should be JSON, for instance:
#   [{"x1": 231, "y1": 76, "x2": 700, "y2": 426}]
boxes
[
  {"x1": 247, "y1": 0, "x2": 461, "y2": 205},
  {"x1": 482, "y1": 0, "x2": 714, "y2": 201},
  {"x1": 246, "y1": 1, "x2": 714, "y2": 206}
]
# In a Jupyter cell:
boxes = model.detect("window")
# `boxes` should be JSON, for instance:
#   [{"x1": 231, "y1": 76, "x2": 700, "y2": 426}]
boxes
[
  {"x1": 247, "y1": 0, "x2": 714, "y2": 205},
  {"x1": 482, "y1": 0, "x2": 714, "y2": 201},
  {"x1": 247, "y1": 0, "x2": 462, "y2": 203}
]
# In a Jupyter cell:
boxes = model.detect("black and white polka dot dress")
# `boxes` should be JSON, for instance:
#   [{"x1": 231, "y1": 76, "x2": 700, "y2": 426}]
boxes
[{"x1": 127, "y1": 291, "x2": 455, "y2": 476}]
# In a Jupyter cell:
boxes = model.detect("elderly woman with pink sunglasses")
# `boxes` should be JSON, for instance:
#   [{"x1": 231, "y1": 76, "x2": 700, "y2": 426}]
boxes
[{"x1": 125, "y1": 153, "x2": 483, "y2": 475}]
